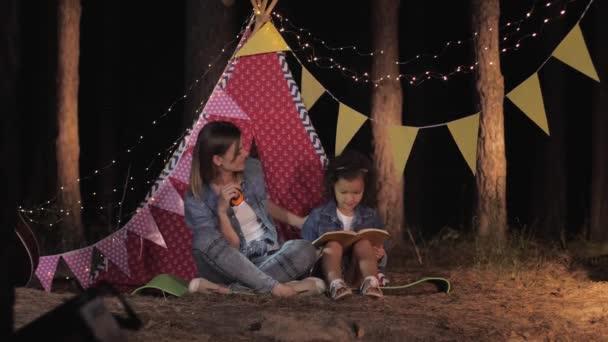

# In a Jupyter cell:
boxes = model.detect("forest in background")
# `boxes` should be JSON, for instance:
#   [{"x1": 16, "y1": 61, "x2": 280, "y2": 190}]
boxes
[{"x1": 5, "y1": 0, "x2": 607, "y2": 253}]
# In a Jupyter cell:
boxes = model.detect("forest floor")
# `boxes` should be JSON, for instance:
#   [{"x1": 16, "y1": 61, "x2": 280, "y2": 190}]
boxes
[{"x1": 13, "y1": 238, "x2": 608, "y2": 341}]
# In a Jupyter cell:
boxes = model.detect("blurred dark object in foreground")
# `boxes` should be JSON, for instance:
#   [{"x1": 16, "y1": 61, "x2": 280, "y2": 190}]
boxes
[{"x1": 15, "y1": 282, "x2": 141, "y2": 342}]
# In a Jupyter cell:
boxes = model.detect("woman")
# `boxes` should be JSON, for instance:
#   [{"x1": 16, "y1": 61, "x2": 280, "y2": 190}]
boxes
[{"x1": 184, "y1": 121, "x2": 321, "y2": 297}]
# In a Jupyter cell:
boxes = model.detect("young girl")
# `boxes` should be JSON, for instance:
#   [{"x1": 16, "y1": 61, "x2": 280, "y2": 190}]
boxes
[{"x1": 302, "y1": 150, "x2": 387, "y2": 300}]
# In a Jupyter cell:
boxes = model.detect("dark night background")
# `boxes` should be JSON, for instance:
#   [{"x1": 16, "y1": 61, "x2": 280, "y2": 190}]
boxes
[{"x1": 13, "y1": 0, "x2": 606, "y2": 248}]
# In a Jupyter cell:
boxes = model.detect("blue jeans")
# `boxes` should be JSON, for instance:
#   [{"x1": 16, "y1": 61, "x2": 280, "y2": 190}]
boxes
[{"x1": 192, "y1": 239, "x2": 317, "y2": 294}]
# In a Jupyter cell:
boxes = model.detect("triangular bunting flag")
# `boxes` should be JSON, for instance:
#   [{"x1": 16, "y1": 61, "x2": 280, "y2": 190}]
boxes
[
  {"x1": 171, "y1": 150, "x2": 192, "y2": 184},
  {"x1": 336, "y1": 103, "x2": 368, "y2": 155},
  {"x1": 235, "y1": 22, "x2": 290, "y2": 57},
  {"x1": 204, "y1": 87, "x2": 250, "y2": 120},
  {"x1": 62, "y1": 247, "x2": 94, "y2": 289},
  {"x1": 35, "y1": 255, "x2": 60, "y2": 292},
  {"x1": 447, "y1": 113, "x2": 480, "y2": 175},
  {"x1": 95, "y1": 229, "x2": 130, "y2": 277},
  {"x1": 169, "y1": 176, "x2": 189, "y2": 199},
  {"x1": 388, "y1": 125, "x2": 419, "y2": 177},
  {"x1": 301, "y1": 67, "x2": 325, "y2": 110},
  {"x1": 188, "y1": 117, "x2": 208, "y2": 149},
  {"x1": 149, "y1": 182, "x2": 184, "y2": 216},
  {"x1": 125, "y1": 206, "x2": 167, "y2": 248},
  {"x1": 506, "y1": 73, "x2": 550, "y2": 135},
  {"x1": 552, "y1": 23, "x2": 600, "y2": 82}
]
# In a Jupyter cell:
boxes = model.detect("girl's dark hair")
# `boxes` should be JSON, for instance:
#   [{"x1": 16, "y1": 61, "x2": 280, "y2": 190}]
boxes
[
  {"x1": 324, "y1": 150, "x2": 377, "y2": 208},
  {"x1": 190, "y1": 121, "x2": 241, "y2": 198}
]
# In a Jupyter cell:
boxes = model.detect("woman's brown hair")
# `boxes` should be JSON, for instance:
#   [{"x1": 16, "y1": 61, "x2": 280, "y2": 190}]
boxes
[{"x1": 189, "y1": 121, "x2": 241, "y2": 198}]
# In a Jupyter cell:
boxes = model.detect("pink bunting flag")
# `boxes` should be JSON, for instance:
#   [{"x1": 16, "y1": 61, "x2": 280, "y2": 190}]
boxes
[
  {"x1": 171, "y1": 150, "x2": 192, "y2": 184},
  {"x1": 62, "y1": 247, "x2": 94, "y2": 289},
  {"x1": 95, "y1": 229, "x2": 130, "y2": 277},
  {"x1": 149, "y1": 181, "x2": 184, "y2": 216},
  {"x1": 169, "y1": 177, "x2": 189, "y2": 199},
  {"x1": 205, "y1": 87, "x2": 251, "y2": 120},
  {"x1": 35, "y1": 255, "x2": 60, "y2": 292},
  {"x1": 125, "y1": 206, "x2": 167, "y2": 248},
  {"x1": 188, "y1": 117, "x2": 208, "y2": 148}
]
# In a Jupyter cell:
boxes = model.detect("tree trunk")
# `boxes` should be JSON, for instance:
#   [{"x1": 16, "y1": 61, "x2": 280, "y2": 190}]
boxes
[
  {"x1": 184, "y1": 0, "x2": 243, "y2": 128},
  {"x1": 56, "y1": 0, "x2": 84, "y2": 249},
  {"x1": 371, "y1": 0, "x2": 404, "y2": 241},
  {"x1": 471, "y1": 0, "x2": 507, "y2": 240},
  {"x1": 590, "y1": 5, "x2": 608, "y2": 242},
  {"x1": 0, "y1": 0, "x2": 19, "y2": 336}
]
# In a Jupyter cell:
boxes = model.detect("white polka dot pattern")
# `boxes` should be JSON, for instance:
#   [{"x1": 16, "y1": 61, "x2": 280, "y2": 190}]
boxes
[
  {"x1": 188, "y1": 117, "x2": 209, "y2": 149},
  {"x1": 95, "y1": 229, "x2": 130, "y2": 277},
  {"x1": 171, "y1": 150, "x2": 192, "y2": 184},
  {"x1": 62, "y1": 247, "x2": 93, "y2": 288},
  {"x1": 125, "y1": 206, "x2": 167, "y2": 248},
  {"x1": 148, "y1": 182, "x2": 184, "y2": 216},
  {"x1": 205, "y1": 87, "x2": 250, "y2": 120},
  {"x1": 35, "y1": 255, "x2": 60, "y2": 292}
]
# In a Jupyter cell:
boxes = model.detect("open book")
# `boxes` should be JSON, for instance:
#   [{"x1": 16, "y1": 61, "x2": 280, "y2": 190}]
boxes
[{"x1": 312, "y1": 228, "x2": 390, "y2": 248}]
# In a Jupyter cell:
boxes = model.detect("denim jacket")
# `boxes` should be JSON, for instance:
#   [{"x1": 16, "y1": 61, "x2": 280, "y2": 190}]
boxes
[
  {"x1": 184, "y1": 158, "x2": 278, "y2": 259},
  {"x1": 302, "y1": 200, "x2": 388, "y2": 271}
]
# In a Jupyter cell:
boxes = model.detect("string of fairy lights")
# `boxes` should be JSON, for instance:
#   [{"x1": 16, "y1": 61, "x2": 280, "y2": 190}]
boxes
[
  {"x1": 274, "y1": 0, "x2": 587, "y2": 86},
  {"x1": 19, "y1": 0, "x2": 594, "y2": 228},
  {"x1": 18, "y1": 15, "x2": 256, "y2": 228}
]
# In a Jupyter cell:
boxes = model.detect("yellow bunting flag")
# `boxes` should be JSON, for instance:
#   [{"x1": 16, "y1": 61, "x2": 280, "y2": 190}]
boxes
[
  {"x1": 447, "y1": 113, "x2": 480, "y2": 175},
  {"x1": 236, "y1": 22, "x2": 291, "y2": 57},
  {"x1": 301, "y1": 68, "x2": 325, "y2": 110},
  {"x1": 388, "y1": 125, "x2": 418, "y2": 177},
  {"x1": 335, "y1": 103, "x2": 368, "y2": 155},
  {"x1": 552, "y1": 24, "x2": 600, "y2": 82},
  {"x1": 506, "y1": 73, "x2": 550, "y2": 135}
]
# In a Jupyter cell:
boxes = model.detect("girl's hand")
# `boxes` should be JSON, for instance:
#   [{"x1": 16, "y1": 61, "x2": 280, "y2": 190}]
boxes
[
  {"x1": 373, "y1": 246, "x2": 385, "y2": 261},
  {"x1": 217, "y1": 184, "x2": 241, "y2": 212}
]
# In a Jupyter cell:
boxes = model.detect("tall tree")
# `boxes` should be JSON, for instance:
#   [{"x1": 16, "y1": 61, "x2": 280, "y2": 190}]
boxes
[
  {"x1": 56, "y1": 0, "x2": 84, "y2": 249},
  {"x1": 590, "y1": 5, "x2": 608, "y2": 242},
  {"x1": 471, "y1": 0, "x2": 507, "y2": 240},
  {"x1": 371, "y1": 0, "x2": 404, "y2": 241},
  {"x1": 184, "y1": 0, "x2": 247, "y2": 128}
]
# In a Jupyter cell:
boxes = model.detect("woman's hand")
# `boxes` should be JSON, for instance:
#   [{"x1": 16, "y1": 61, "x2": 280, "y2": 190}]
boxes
[
  {"x1": 373, "y1": 245, "x2": 385, "y2": 261},
  {"x1": 217, "y1": 183, "x2": 241, "y2": 212}
]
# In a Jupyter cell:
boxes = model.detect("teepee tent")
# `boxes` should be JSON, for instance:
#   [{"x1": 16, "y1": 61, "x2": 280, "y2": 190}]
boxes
[{"x1": 34, "y1": 17, "x2": 328, "y2": 292}]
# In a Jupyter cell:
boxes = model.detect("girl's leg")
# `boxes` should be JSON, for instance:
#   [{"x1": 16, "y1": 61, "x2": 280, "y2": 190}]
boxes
[
  {"x1": 350, "y1": 238, "x2": 379, "y2": 285},
  {"x1": 256, "y1": 239, "x2": 317, "y2": 282},
  {"x1": 321, "y1": 241, "x2": 345, "y2": 284},
  {"x1": 321, "y1": 241, "x2": 353, "y2": 300},
  {"x1": 350, "y1": 239, "x2": 382, "y2": 297},
  {"x1": 192, "y1": 236, "x2": 278, "y2": 294}
]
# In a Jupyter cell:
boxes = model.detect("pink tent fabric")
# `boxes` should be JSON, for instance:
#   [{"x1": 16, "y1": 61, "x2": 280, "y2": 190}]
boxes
[{"x1": 34, "y1": 47, "x2": 327, "y2": 292}]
